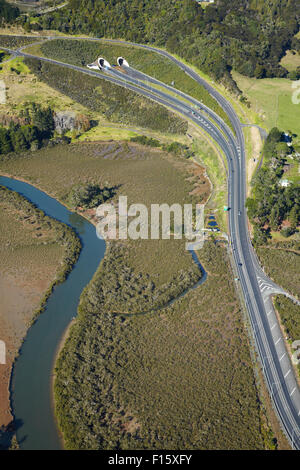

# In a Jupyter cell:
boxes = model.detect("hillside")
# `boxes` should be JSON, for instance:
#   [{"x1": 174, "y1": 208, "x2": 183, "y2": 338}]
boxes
[{"x1": 32, "y1": 0, "x2": 300, "y2": 90}]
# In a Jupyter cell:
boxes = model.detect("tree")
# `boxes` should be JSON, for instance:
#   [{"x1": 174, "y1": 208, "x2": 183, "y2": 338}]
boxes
[
  {"x1": 276, "y1": 142, "x2": 289, "y2": 158},
  {"x1": 289, "y1": 204, "x2": 300, "y2": 229},
  {"x1": 253, "y1": 224, "x2": 269, "y2": 246},
  {"x1": 245, "y1": 197, "x2": 258, "y2": 220},
  {"x1": 254, "y1": 64, "x2": 266, "y2": 79},
  {"x1": 268, "y1": 127, "x2": 282, "y2": 143},
  {"x1": 21, "y1": 125, "x2": 39, "y2": 145},
  {"x1": 0, "y1": 127, "x2": 12, "y2": 154},
  {"x1": 67, "y1": 183, "x2": 115, "y2": 209},
  {"x1": 280, "y1": 227, "x2": 295, "y2": 238},
  {"x1": 10, "y1": 128, "x2": 28, "y2": 152},
  {"x1": 31, "y1": 104, "x2": 54, "y2": 138},
  {"x1": 0, "y1": 0, "x2": 19, "y2": 23},
  {"x1": 270, "y1": 205, "x2": 281, "y2": 231}
]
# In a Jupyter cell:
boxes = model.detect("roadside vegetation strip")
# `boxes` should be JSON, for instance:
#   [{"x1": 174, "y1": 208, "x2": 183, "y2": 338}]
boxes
[
  {"x1": 190, "y1": 129, "x2": 228, "y2": 233},
  {"x1": 36, "y1": 38, "x2": 233, "y2": 132},
  {"x1": 273, "y1": 295, "x2": 300, "y2": 379},
  {"x1": 243, "y1": 127, "x2": 263, "y2": 195},
  {"x1": 274, "y1": 296, "x2": 300, "y2": 344},
  {"x1": 23, "y1": 57, "x2": 188, "y2": 135},
  {"x1": 0, "y1": 34, "x2": 37, "y2": 49},
  {"x1": 256, "y1": 243, "x2": 300, "y2": 300}
]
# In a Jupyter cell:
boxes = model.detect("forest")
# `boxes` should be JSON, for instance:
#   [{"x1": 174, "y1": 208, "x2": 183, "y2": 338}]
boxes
[
  {"x1": 0, "y1": 0, "x2": 19, "y2": 24},
  {"x1": 23, "y1": 0, "x2": 300, "y2": 90},
  {"x1": 0, "y1": 102, "x2": 56, "y2": 156},
  {"x1": 246, "y1": 127, "x2": 300, "y2": 244}
]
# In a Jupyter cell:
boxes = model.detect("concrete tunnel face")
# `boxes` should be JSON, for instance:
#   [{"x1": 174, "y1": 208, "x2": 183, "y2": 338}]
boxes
[
  {"x1": 117, "y1": 57, "x2": 129, "y2": 67},
  {"x1": 98, "y1": 57, "x2": 111, "y2": 69}
]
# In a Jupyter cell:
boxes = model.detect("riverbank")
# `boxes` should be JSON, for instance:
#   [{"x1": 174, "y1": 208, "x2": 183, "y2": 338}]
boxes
[
  {"x1": 0, "y1": 142, "x2": 236, "y2": 449},
  {"x1": 0, "y1": 176, "x2": 106, "y2": 449},
  {"x1": 0, "y1": 171, "x2": 99, "y2": 228},
  {"x1": 0, "y1": 182, "x2": 81, "y2": 441},
  {"x1": 51, "y1": 318, "x2": 76, "y2": 450}
]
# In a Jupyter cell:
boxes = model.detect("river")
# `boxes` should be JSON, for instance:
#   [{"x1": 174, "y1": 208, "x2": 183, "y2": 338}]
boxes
[
  {"x1": 0, "y1": 175, "x2": 207, "y2": 450},
  {"x1": 0, "y1": 176, "x2": 106, "y2": 450}
]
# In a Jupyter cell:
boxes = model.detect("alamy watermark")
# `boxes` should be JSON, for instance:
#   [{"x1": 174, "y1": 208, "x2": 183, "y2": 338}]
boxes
[
  {"x1": 292, "y1": 80, "x2": 300, "y2": 104},
  {"x1": 0, "y1": 80, "x2": 6, "y2": 104},
  {"x1": 292, "y1": 340, "x2": 300, "y2": 366},
  {"x1": 95, "y1": 196, "x2": 205, "y2": 251},
  {"x1": 0, "y1": 340, "x2": 6, "y2": 364}
]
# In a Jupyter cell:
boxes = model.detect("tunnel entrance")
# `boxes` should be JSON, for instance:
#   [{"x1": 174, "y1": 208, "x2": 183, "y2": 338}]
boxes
[
  {"x1": 117, "y1": 57, "x2": 129, "y2": 67},
  {"x1": 98, "y1": 57, "x2": 111, "y2": 69}
]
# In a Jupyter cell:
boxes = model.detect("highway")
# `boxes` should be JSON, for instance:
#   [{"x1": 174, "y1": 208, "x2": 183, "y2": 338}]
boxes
[{"x1": 3, "y1": 38, "x2": 300, "y2": 448}]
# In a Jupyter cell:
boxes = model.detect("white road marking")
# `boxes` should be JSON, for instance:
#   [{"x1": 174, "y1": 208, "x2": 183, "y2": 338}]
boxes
[
  {"x1": 271, "y1": 324, "x2": 276, "y2": 330},
  {"x1": 267, "y1": 311, "x2": 272, "y2": 316},
  {"x1": 275, "y1": 337, "x2": 281, "y2": 345},
  {"x1": 284, "y1": 369, "x2": 291, "y2": 379},
  {"x1": 280, "y1": 353, "x2": 286, "y2": 361},
  {"x1": 290, "y1": 387, "x2": 296, "y2": 396}
]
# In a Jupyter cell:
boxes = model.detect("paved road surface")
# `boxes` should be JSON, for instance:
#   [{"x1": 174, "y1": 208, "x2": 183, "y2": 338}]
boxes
[{"x1": 3, "y1": 38, "x2": 300, "y2": 448}]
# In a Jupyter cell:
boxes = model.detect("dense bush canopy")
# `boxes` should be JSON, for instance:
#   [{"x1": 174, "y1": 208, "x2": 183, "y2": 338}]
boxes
[
  {"x1": 38, "y1": 0, "x2": 300, "y2": 88},
  {"x1": 0, "y1": 0, "x2": 19, "y2": 24}
]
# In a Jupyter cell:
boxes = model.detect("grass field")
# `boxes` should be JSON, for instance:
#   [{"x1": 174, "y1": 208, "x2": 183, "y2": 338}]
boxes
[
  {"x1": 280, "y1": 50, "x2": 300, "y2": 72},
  {"x1": 284, "y1": 160, "x2": 300, "y2": 184},
  {"x1": 232, "y1": 71, "x2": 300, "y2": 135},
  {"x1": 0, "y1": 56, "x2": 94, "y2": 116}
]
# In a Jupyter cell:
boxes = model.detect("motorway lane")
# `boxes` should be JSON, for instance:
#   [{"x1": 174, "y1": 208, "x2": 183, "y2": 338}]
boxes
[
  {"x1": 113, "y1": 64, "x2": 236, "y2": 140},
  {"x1": 113, "y1": 43, "x2": 300, "y2": 446},
  {"x1": 5, "y1": 39, "x2": 300, "y2": 447},
  {"x1": 106, "y1": 66, "x2": 300, "y2": 427}
]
